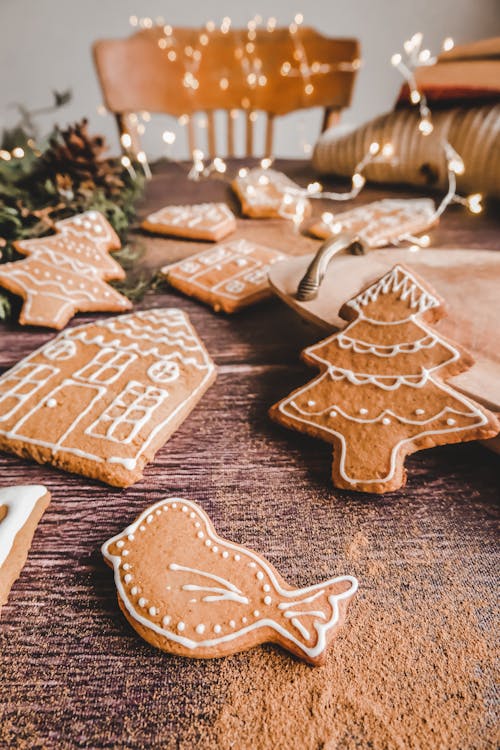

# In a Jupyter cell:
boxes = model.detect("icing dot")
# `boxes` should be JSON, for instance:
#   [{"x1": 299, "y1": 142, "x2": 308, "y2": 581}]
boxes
[
  {"x1": 382, "y1": 417, "x2": 391, "y2": 425},
  {"x1": 122, "y1": 563, "x2": 130, "y2": 570},
  {"x1": 138, "y1": 597, "x2": 147, "y2": 608},
  {"x1": 149, "y1": 607, "x2": 157, "y2": 616},
  {"x1": 147, "y1": 514, "x2": 154, "y2": 523},
  {"x1": 182, "y1": 506, "x2": 188, "y2": 512},
  {"x1": 329, "y1": 410, "x2": 337, "y2": 418},
  {"x1": 253, "y1": 610, "x2": 260, "y2": 617},
  {"x1": 234, "y1": 555, "x2": 240, "y2": 561},
  {"x1": 127, "y1": 534, "x2": 135, "y2": 541},
  {"x1": 163, "y1": 505, "x2": 169, "y2": 511},
  {"x1": 264, "y1": 596, "x2": 272, "y2": 605},
  {"x1": 205, "y1": 539, "x2": 211, "y2": 547},
  {"x1": 139, "y1": 525, "x2": 146, "y2": 532},
  {"x1": 124, "y1": 574, "x2": 132, "y2": 584},
  {"x1": 263, "y1": 584, "x2": 270, "y2": 592},
  {"x1": 212, "y1": 546, "x2": 218, "y2": 553},
  {"x1": 172, "y1": 503, "x2": 177, "y2": 509},
  {"x1": 249, "y1": 562, "x2": 256, "y2": 568},
  {"x1": 229, "y1": 620, "x2": 236, "y2": 628},
  {"x1": 447, "y1": 418, "x2": 456, "y2": 426},
  {"x1": 415, "y1": 408, "x2": 425, "y2": 415},
  {"x1": 162, "y1": 615, "x2": 171, "y2": 627},
  {"x1": 307, "y1": 399, "x2": 316, "y2": 407},
  {"x1": 214, "y1": 624, "x2": 221, "y2": 633},
  {"x1": 122, "y1": 549, "x2": 129, "y2": 556},
  {"x1": 46, "y1": 398, "x2": 57, "y2": 408},
  {"x1": 242, "y1": 617, "x2": 248, "y2": 624},
  {"x1": 190, "y1": 512, "x2": 196, "y2": 518},
  {"x1": 131, "y1": 586, "x2": 138, "y2": 595},
  {"x1": 256, "y1": 571, "x2": 264, "y2": 580},
  {"x1": 155, "y1": 509, "x2": 162, "y2": 515},
  {"x1": 195, "y1": 624, "x2": 205, "y2": 635},
  {"x1": 197, "y1": 531, "x2": 204, "y2": 539},
  {"x1": 359, "y1": 408, "x2": 368, "y2": 415},
  {"x1": 177, "y1": 622, "x2": 185, "y2": 632},
  {"x1": 117, "y1": 540, "x2": 125, "y2": 548},
  {"x1": 222, "y1": 551, "x2": 229, "y2": 558}
]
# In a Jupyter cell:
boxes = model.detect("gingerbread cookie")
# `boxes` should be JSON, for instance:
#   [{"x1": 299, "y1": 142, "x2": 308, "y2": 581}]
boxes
[
  {"x1": 0, "y1": 485, "x2": 51, "y2": 611},
  {"x1": 270, "y1": 264, "x2": 499, "y2": 493},
  {"x1": 0, "y1": 210, "x2": 131, "y2": 329},
  {"x1": 308, "y1": 198, "x2": 437, "y2": 247},
  {"x1": 141, "y1": 203, "x2": 236, "y2": 241},
  {"x1": 102, "y1": 497, "x2": 357, "y2": 665},
  {"x1": 161, "y1": 238, "x2": 287, "y2": 313},
  {"x1": 232, "y1": 168, "x2": 311, "y2": 220},
  {"x1": 0, "y1": 309, "x2": 216, "y2": 487}
]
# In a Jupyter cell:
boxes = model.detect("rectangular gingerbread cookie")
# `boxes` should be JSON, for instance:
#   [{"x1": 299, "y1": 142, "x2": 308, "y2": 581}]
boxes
[
  {"x1": 232, "y1": 168, "x2": 311, "y2": 220},
  {"x1": 161, "y1": 238, "x2": 287, "y2": 313},
  {"x1": 0, "y1": 485, "x2": 51, "y2": 611},
  {"x1": 141, "y1": 203, "x2": 236, "y2": 242},
  {"x1": 0, "y1": 309, "x2": 216, "y2": 487}
]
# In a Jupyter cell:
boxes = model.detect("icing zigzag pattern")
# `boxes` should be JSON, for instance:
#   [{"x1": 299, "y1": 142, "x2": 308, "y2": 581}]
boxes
[{"x1": 0, "y1": 211, "x2": 131, "y2": 329}]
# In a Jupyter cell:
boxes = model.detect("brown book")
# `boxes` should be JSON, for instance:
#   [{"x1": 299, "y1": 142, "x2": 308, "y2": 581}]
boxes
[{"x1": 397, "y1": 36, "x2": 500, "y2": 105}]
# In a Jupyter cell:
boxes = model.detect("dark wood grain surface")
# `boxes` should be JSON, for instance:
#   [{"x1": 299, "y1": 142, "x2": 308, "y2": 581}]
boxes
[{"x1": 0, "y1": 160, "x2": 498, "y2": 750}]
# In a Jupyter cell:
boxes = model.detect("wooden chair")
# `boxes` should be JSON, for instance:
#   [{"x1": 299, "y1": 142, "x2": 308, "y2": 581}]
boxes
[{"x1": 93, "y1": 26, "x2": 360, "y2": 159}]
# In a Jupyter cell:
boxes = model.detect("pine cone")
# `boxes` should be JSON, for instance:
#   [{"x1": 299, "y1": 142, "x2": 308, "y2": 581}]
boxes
[{"x1": 39, "y1": 119, "x2": 126, "y2": 199}]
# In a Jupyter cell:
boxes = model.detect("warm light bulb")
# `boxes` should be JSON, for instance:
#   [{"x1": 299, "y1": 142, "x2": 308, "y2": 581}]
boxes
[
  {"x1": 419, "y1": 234, "x2": 430, "y2": 247},
  {"x1": 260, "y1": 158, "x2": 273, "y2": 169},
  {"x1": 129, "y1": 15, "x2": 138, "y2": 26},
  {"x1": 418, "y1": 119, "x2": 434, "y2": 135},
  {"x1": 305, "y1": 84, "x2": 314, "y2": 95},
  {"x1": 162, "y1": 130, "x2": 176, "y2": 145},
  {"x1": 391, "y1": 53, "x2": 402, "y2": 66},
  {"x1": 193, "y1": 148, "x2": 204, "y2": 161},
  {"x1": 294, "y1": 13, "x2": 304, "y2": 24},
  {"x1": 410, "y1": 90, "x2": 421, "y2": 104},
  {"x1": 369, "y1": 141, "x2": 380, "y2": 155},
  {"x1": 220, "y1": 78, "x2": 229, "y2": 90},
  {"x1": 382, "y1": 143, "x2": 394, "y2": 158},
  {"x1": 120, "y1": 133, "x2": 132, "y2": 149},
  {"x1": 321, "y1": 212, "x2": 334, "y2": 224},
  {"x1": 307, "y1": 182, "x2": 322, "y2": 194},
  {"x1": 267, "y1": 17, "x2": 277, "y2": 31},
  {"x1": 442, "y1": 37, "x2": 454, "y2": 52},
  {"x1": 168, "y1": 50, "x2": 177, "y2": 61},
  {"x1": 281, "y1": 62, "x2": 291, "y2": 76},
  {"x1": 449, "y1": 157, "x2": 464, "y2": 175},
  {"x1": 137, "y1": 151, "x2": 147, "y2": 163},
  {"x1": 199, "y1": 33, "x2": 209, "y2": 46},
  {"x1": 467, "y1": 193, "x2": 483, "y2": 214},
  {"x1": 352, "y1": 173, "x2": 366, "y2": 189},
  {"x1": 0, "y1": 150, "x2": 11, "y2": 161},
  {"x1": 418, "y1": 49, "x2": 431, "y2": 63},
  {"x1": 238, "y1": 167, "x2": 249, "y2": 178},
  {"x1": 213, "y1": 157, "x2": 226, "y2": 173},
  {"x1": 12, "y1": 147, "x2": 24, "y2": 158}
]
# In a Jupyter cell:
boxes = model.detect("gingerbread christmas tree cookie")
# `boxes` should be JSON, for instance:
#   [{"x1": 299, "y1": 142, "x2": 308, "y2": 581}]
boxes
[
  {"x1": 142, "y1": 203, "x2": 236, "y2": 241},
  {"x1": 102, "y1": 497, "x2": 358, "y2": 665},
  {"x1": 0, "y1": 309, "x2": 216, "y2": 487},
  {"x1": 232, "y1": 168, "x2": 311, "y2": 220},
  {"x1": 0, "y1": 485, "x2": 51, "y2": 611},
  {"x1": 270, "y1": 264, "x2": 499, "y2": 493},
  {"x1": 0, "y1": 210, "x2": 131, "y2": 329},
  {"x1": 162, "y1": 238, "x2": 287, "y2": 313}
]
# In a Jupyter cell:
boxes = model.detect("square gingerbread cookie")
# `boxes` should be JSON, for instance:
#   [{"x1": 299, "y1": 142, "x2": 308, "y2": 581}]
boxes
[
  {"x1": 161, "y1": 238, "x2": 287, "y2": 313},
  {"x1": 0, "y1": 309, "x2": 216, "y2": 487},
  {"x1": 141, "y1": 203, "x2": 236, "y2": 241}
]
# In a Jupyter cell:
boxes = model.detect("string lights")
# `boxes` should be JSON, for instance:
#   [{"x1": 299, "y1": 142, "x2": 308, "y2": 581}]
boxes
[{"x1": 391, "y1": 32, "x2": 483, "y2": 221}]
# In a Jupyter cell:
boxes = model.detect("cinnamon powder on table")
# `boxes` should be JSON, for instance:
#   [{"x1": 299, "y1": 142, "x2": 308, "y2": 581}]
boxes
[{"x1": 207, "y1": 532, "x2": 497, "y2": 750}]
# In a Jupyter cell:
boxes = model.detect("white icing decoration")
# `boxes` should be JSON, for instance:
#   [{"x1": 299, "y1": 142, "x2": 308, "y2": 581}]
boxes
[
  {"x1": 147, "y1": 360, "x2": 180, "y2": 384},
  {"x1": 0, "y1": 309, "x2": 215, "y2": 476},
  {"x1": 164, "y1": 238, "x2": 286, "y2": 303},
  {"x1": 0, "y1": 485, "x2": 47, "y2": 568},
  {"x1": 46, "y1": 398, "x2": 57, "y2": 408},
  {"x1": 276, "y1": 265, "x2": 490, "y2": 485},
  {"x1": 102, "y1": 497, "x2": 358, "y2": 661}
]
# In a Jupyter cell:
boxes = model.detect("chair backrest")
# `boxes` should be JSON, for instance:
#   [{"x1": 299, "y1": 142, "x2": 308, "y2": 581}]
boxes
[{"x1": 93, "y1": 26, "x2": 360, "y2": 158}]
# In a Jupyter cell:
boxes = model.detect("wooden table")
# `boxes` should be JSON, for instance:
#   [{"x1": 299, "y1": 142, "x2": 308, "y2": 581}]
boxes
[{"x1": 1, "y1": 160, "x2": 498, "y2": 749}]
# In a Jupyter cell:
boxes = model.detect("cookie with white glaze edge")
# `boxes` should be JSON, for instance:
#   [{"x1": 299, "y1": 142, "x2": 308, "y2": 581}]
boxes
[
  {"x1": 0, "y1": 309, "x2": 216, "y2": 487},
  {"x1": 232, "y1": 167, "x2": 311, "y2": 220},
  {"x1": 270, "y1": 264, "x2": 500, "y2": 493},
  {"x1": 0, "y1": 211, "x2": 131, "y2": 329},
  {"x1": 102, "y1": 497, "x2": 358, "y2": 665},
  {"x1": 141, "y1": 203, "x2": 237, "y2": 242},
  {"x1": 0, "y1": 485, "x2": 50, "y2": 612},
  {"x1": 161, "y1": 238, "x2": 287, "y2": 313}
]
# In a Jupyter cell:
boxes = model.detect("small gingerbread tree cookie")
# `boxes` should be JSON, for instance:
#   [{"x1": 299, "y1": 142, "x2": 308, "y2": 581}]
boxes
[{"x1": 270, "y1": 264, "x2": 499, "y2": 493}]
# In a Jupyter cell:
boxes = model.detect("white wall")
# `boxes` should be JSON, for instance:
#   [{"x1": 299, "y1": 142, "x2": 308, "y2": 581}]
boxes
[{"x1": 1, "y1": 0, "x2": 499, "y2": 158}]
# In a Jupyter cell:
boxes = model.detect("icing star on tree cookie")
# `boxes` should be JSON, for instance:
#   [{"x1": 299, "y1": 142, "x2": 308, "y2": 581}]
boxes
[
  {"x1": 102, "y1": 497, "x2": 357, "y2": 665},
  {"x1": 270, "y1": 264, "x2": 499, "y2": 493},
  {"x1": 0, "y1": 210, "x2": 131, "y2": 329}
]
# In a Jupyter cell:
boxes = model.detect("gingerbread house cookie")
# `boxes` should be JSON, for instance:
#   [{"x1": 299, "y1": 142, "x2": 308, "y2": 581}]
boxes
[
  {"x1": 0, "y1": 309, "x2": 216, "y2": 487},
  {"x1": 232, "y1": 168, "x2": 311, "y2": 220},
  {"x1": 162, "y1": 238, "x2": 287, "y2": 313}
]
